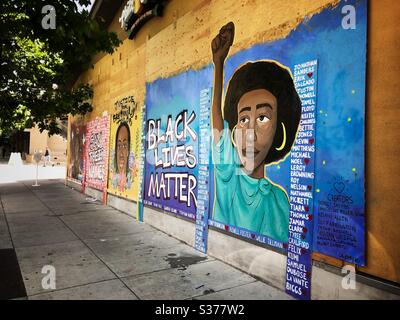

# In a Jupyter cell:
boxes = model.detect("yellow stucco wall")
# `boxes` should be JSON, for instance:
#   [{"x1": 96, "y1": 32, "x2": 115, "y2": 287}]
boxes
[
  {"x1": 28, "y1": 125, "x2": 66, "y2": 160},
  {"x1": 28, "y1": 125, "x2": 48, "y2": 155},
  {"x1": 71, "y1": 0, "x2": 400, "y2": 284}
]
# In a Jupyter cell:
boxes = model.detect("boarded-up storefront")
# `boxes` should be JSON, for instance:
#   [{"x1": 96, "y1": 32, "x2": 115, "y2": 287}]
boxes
[{"x1": 66, "y1": 0, "x2": 400, "y2": 299}]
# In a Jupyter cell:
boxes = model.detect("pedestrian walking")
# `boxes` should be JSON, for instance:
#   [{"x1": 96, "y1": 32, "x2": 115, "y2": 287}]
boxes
[{"x1": 43, "y1": 146, "x2": 53, "y2": 167}]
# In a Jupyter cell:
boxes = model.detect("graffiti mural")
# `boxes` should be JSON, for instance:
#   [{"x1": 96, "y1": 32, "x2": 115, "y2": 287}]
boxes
[
  {"x1": 210, "y1": 22, "x2": 301, "y2": 244},
  {"x1": 107, "y1": 96, "x2": 142, "y2": 201},
  {"x1": 68, "y1": 118, "x2": 86, "y2": 184},
  {"x1": 84, "y1": 116, "x2": 110, "y2": 191},
  {"x1": 142, "y1": 0, "x2": 367, "y2": 299},
  {"x1": 207, "y1": 0, "x2": 367, "y2": 260},
  {"x1": 143, "y1": 70, "x2": 213, "y2": 220}
]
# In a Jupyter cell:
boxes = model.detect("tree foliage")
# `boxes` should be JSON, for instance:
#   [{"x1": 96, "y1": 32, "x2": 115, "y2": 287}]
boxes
[{"x1": 0, "y1": 0, "x2": 121, "y2": 135}]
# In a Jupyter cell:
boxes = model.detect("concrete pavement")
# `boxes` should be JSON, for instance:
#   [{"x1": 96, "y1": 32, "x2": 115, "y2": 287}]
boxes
[
  {"x1": 0, "y1": 179, "x2": 292, "y2": 300},
  {"x1": 0, "y1": 163, "x2": 66, "y2": 184}
]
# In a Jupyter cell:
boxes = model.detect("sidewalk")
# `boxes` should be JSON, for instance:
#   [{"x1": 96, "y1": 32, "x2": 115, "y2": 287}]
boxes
[
  {"x1": 0, "y1": 163, "x2": 66, "y2": 184},
  {"x1": 0, "y1": 179, "x2": 293, "y2": 300}
]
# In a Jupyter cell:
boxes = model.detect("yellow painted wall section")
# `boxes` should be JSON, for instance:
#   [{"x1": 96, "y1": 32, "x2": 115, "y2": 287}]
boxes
[
  {"x1": 71, "y1": 0, "x2": 400, "y2": 284},
  {"x1": 76, "y1": 0, "x2": 338, "y2": 122}
]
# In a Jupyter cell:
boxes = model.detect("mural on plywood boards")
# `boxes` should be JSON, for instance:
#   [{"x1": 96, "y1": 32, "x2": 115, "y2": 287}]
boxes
[
  {"x1": 84, "y1": 116, "x2": 110, "y2": 191},
  {"x1": 143, "y1": 0, "x2": 367, "y2": 299},
  {"x1": 210, "y1": 22, "x2": 301, "y2": 244},
  {"x1": 107, "y1": 96, "x2": 142, "y2": 201},
  {"x1": 68, "y1": 117, "x2": 86, "y2": 184}
]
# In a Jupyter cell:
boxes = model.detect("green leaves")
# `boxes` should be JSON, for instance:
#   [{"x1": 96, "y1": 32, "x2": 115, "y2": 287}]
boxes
[{"x1": 0, "y1": 0, "x2": 121, "y2": 135}]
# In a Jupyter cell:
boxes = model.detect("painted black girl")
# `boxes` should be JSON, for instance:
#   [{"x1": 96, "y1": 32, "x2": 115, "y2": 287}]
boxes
[{"x1": 211, "y1": 22, "x2": 301, "y2": 242}]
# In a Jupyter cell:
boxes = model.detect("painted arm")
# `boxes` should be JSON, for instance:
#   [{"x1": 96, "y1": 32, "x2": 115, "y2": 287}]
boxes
[{"x1": 211, "y1": 22, "x2": 235, "y2": 144}]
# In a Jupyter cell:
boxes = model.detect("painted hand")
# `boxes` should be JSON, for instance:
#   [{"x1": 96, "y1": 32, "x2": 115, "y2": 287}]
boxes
[{"x1": 211, "y1": 21, "x2": 235, "y2": 65}]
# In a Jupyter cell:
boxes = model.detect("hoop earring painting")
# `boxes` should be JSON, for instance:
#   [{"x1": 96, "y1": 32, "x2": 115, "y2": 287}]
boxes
[
  {"x1": 275, "y1": 122, "x2": 287, "y2": 151},
  {"x1": 231, "y1": 125, "x2": 237, "y2": 148}
]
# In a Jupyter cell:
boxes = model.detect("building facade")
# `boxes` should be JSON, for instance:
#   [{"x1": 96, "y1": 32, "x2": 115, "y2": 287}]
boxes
[{"x1": 66, "y1": 0, "x2": 400, "y2": 299}]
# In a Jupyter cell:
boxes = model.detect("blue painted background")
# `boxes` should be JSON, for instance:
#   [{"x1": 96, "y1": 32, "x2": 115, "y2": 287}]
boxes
[
  {"x1": 144, "y1": 70, "x2": 211, "y2": 219},
  {"x1": 145, "y1": 0, "x2": 367, "y2": 265}
]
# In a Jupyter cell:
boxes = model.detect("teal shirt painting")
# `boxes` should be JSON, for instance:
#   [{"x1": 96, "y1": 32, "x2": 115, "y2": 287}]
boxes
[{"x1": 213, "y1": 121, "x2": 289, "y2": 243}]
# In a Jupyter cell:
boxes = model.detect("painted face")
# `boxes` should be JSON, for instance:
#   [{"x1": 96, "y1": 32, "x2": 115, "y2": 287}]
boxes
[
  {"x1": 234, "y1": 89, "x2": 278, "y2": 177},
  {"x1": 116, "y1": 125, "x2": 129, "y2": 174}
]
